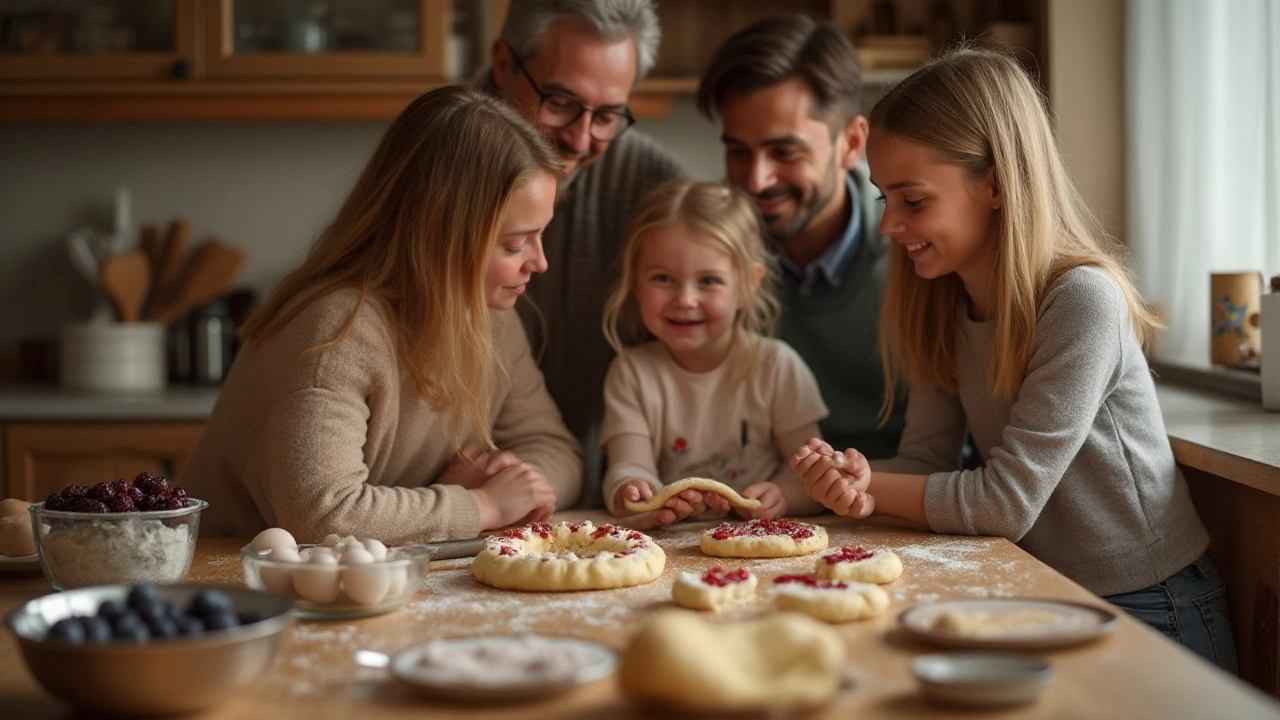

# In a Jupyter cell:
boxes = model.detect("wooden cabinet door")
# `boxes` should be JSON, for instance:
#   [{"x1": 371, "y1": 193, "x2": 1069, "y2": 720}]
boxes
[
  {"x1": 203, "y1": 0, "x2": 448, "y2": 80},
  {"x1": 0, "y1": 0, "x2": 201, "y2": 82},
  {"x1": 3, "y1": 423, "x2": 205, "y2": 502}
]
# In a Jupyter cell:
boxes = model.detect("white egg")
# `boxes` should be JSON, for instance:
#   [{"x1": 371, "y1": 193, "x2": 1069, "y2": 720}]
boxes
[
  {"x1": 250, "y1": 527, "x2": 297, "y2": 552},
  {"x1": 383, "y1": 565, "x2": 408, "y2": 604},
  {"x1": 300, "y1": 545, "x2": 335, "y2": 561},
  {"x1": 260, "y1": 546, "x2": 301, "y2": 595},
  {"x1": 293, "y1": 552, "x2": 341, "y2": 604},
  {"x1": 340, "y1": 547, "x2": 388, "y2": 606},
  {"x1": 362, "y1": 538, "x2": 388, "y2": 561},
  {"x1": 322, "y1": 533, "x2": 343, "y2": 547}
]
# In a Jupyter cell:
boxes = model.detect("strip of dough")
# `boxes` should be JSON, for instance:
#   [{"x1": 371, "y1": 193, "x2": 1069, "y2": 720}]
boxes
[{"x1": 624, "y1": 477, "x2": 762, "y2": 513}]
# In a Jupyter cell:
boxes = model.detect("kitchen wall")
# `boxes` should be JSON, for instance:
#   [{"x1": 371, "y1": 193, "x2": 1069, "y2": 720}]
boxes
[{"x1": 0, "y1": 97, "x2": 726, "y2": 369}]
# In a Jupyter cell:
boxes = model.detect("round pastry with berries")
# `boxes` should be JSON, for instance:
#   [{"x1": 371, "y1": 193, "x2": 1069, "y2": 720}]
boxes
[
  {"x1": 671, "y1": 566, "x2": 758, "y2": 611},
  {"x1": 814, "y1": 546, "x2": 903, "y2": 584},
  {"x1": 771, "y1": 575, "x2": 890, "y2": 623},
  {"x1": 471, "y1": 521, "x2": 666, "y2": 592},
  {"x1": 700, "y1": 518, "x2": 829, "y2": 558}
]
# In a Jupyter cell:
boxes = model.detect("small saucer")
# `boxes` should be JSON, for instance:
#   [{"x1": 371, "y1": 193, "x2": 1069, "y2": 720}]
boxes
[{"x1": 912, "y1": 652, "x2": 1054, "y2": 708}]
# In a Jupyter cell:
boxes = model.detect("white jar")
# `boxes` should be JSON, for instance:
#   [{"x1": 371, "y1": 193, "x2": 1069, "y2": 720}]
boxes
[{"x1": 60, "y1": 322, "x2": 167, "y2": 392}]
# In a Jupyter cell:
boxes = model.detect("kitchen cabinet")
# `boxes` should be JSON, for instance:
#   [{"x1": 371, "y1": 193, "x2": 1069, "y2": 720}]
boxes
[
  {"x1": 0, "y1": 0, "x2": 1046, "y2": 122},
  {"x1": 2, "y1": 422, "x2": 204, "y2": 501}
]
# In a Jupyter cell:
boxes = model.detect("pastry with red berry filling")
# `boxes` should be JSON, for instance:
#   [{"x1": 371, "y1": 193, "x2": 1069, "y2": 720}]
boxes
[
  {"x1": 472, "y1": 520, "x2": 665, "y2": 591},
  {"x1": 772, "y1": 574, "x2": 890, "y2": 623},
  {"x1": 672, "y1": 566, "x2": 758, "y2": 610},
  {"x1": 700, "y1": 518, "x2": 828, "y2": 558},
  {"x1": 814, "y1": 546, "x2": 903, "y2": 584}
]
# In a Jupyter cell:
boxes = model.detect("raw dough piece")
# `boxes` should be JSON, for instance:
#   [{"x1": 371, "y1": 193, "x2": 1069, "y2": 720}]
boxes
[
  {"x1": 471, "y1": 521, "x2": 666, "y2": 592},
  {"x1": 700, "y1": 518, "x2": 828, "y2": 558},
  {"x1": 0, "y1": 498, "x2": 31, "y2": 519},
  {"x1": 931, "y1": 609, "x2": 1063, "y2": 637},
  {"x1": 624, "y1": 477, "x2": 762, "y2": 513},
  {"x1": 671, "y1": 566, "x2": 757, "y2": 611},
  {"x1": 814, "y1": 546, "x2": 903, "y2": 584},
  {"x1": 772, "y1": 575, "x2": 890, "y2": 623},
  {"x1": 0, "y1": 515, "x2": 36, "y2": 556},
  {"x1": 619, "y1": 609, "x2": 845, "y2": 711}
]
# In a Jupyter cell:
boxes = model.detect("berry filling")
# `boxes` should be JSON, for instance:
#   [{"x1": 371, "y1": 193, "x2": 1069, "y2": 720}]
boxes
[
  {"x1": 710, "y1": 518, "x2": 815, "y2": 541},
  {"x1": 699, "y1": 566, "x2": 750, "y2": 587},
  {"x1": 822, "y1": 546, "x2": 875, "y2": 564},
  {"x1": 774, "y1": 574, "x2": 849, "y2": 590}
]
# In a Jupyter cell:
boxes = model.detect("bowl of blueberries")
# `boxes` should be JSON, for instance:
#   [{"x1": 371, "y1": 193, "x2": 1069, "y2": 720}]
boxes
[
  {"x1": 31, "y1": 472, "x2": 206, "y2": 590},
  {"x1": 4, "y1": 583, "x2": 294, "y2": 715}
]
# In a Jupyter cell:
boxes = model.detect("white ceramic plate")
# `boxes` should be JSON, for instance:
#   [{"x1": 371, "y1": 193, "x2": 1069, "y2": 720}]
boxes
[
  {"x1": 390, "y1": 635, "x2": 618, "y2": 701},
  {"x1": 0, "y1": 553, "x2": 42, "y2": 575},
  {"x1": 912, "y1": 652, "x2": 1054, "y2": 707},
  {"x1": 899, "y1": 598, "x2": 1118, "y2": 650}
]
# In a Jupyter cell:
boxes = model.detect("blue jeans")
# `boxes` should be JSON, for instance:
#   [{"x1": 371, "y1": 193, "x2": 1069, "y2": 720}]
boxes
[{"x1": 1106, "y1": 553, "x2": 1238, "y2": 674}]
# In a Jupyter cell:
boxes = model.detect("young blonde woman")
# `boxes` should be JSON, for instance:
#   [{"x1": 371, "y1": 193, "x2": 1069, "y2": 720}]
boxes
[
  {"x1": 601, "y1": 180, "x2": 828, "y2": 528},
  {"x1": 182, "y1": 86, "x2": 583, "y2": 543},
  {"x1": 790, "y1": 48, "x2": 1237, "y2": 671}
]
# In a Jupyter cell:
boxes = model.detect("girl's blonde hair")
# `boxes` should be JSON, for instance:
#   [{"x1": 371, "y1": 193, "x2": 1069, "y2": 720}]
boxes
[
  {"x1": 242, "y1": 85, "x2": 562, "y2": 450},
  {"x1": 602, "y1": 180, "x2": 780, "y2": 357},
  {"x1": 869, "y1": 46, "x2": 1160, "y2": 418}
]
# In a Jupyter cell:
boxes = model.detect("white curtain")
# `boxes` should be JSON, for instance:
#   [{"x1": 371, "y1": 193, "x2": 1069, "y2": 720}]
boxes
[{"x1": 1127, "y1": 0, "x2": 1280, "y2": 367}]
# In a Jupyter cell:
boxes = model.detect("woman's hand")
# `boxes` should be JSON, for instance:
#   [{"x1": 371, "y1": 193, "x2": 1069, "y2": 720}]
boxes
[
  {"x1": 738, "y1": 482, "x2": 787, "y2": 519},
  {"x1": 790, "y1": 438, "x2": 875, "y2": 519},
  {"x1": 472, "y1": 461, "x2": 556, "y2": 530},
  {"x1": 436, "y1": 446, "x2": 521, "y2": 490},
  {"x1": 626, "y1": 488, "x2": 709, "y2": 530}
]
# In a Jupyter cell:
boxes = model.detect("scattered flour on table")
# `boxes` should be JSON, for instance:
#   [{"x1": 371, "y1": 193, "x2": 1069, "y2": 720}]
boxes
[{"x1": 410, "y1": 636, "x2": 597, "y2": 685}]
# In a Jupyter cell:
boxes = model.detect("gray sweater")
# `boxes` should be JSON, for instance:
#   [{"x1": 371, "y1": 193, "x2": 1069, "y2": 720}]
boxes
[{"x1": 872, "y1": 266, "x2": 1208, "y2": 596}]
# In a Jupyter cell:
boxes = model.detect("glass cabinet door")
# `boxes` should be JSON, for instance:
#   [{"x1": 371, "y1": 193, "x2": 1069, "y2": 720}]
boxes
[
  {"x1": 205, "y1": 0, "x2": 448, "y2": 80},
  {"x1": 0, "y1": 0, "x2": 199, "y2": 80}
]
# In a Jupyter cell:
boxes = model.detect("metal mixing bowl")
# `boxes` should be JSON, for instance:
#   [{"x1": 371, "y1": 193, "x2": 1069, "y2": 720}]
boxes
[{"x1": 5, "y1": 584, "x2": 294, "y2": 715}]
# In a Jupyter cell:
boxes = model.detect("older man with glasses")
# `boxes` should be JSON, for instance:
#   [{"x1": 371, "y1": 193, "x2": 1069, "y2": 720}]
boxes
[{"x1": 479, "y1": 0, "x2": 686, "y2": 507}]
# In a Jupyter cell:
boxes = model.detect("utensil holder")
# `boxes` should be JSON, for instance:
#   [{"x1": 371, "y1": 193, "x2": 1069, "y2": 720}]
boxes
[{"x1": 60, "y1": 322, "x2": 167, "y2": 392}]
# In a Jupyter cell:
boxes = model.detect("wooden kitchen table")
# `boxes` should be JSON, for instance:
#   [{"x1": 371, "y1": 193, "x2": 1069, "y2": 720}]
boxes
[{"x1": 3, "y1": 512, "x2": 1279, "y2": 719}]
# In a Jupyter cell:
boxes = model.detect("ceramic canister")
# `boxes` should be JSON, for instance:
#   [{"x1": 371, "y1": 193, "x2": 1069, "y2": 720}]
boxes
[{"x1": 60, "y1": 322, "x2": 167, "y2": 392}]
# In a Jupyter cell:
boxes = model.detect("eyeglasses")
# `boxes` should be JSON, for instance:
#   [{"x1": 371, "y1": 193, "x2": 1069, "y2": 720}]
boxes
[{"x1": 510, "y1": 53, "x2": 636, "y2": 142}]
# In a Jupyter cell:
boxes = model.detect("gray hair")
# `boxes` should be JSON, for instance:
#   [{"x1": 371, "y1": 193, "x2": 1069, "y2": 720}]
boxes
[{"x1": 500, "y1": 0, "x2": 661, "y2": 82}]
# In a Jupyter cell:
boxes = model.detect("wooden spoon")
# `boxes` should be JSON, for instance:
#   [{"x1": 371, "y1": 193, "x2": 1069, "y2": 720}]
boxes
[
  {"x1": 152, "y1": 239, "x2": 247, "y2": 325},
  {"x1": 99, "y1": 250, "x2": 152, "y2": 323},
  {"x1": 147, "y1": 219, "x2": 191, "y2": 320}
]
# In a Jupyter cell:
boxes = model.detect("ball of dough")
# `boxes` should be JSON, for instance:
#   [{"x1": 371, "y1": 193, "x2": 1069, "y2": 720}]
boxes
[
  {"x1": 772, "y1": 575, "x2": 890, "y2": 623},
  {"x1": 619, "y1": 609, "x2": 845, "y2": 711},
  {"x1": 0, "y1": 498, "x2": 31, "y2": 519},
  {"x1": 671, "y1": 567, "x2": 757, "y2": 611},
  {"x1": 0, "y1": 515, "x2": 37, "y2": 557},
  {"x1": 814, "y1": 546, "x2": 904, "y2": 584}
]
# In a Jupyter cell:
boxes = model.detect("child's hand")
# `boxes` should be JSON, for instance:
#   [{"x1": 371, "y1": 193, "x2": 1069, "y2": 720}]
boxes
[
  {"x1": 790, "y1": 439, "x2": 874, "y2": 519},
  {"x1": 739, "y1": 482, "x2": 787, "y2": 519},
  {"x1": 437, "y1": 446, "x2": 520, "y2": 490},
  {"x1": 612, "y1": 478, "x2": 654, "y2": 516},
  {"x1": 472, "y1": 461, "x2": 557, "y2": 531},
  {"x1": 627, "y1": 489, "x2": 708, "y2": 529},
  {"x1": 702, "y1": 491, "x2": 731, "y2": 518}
]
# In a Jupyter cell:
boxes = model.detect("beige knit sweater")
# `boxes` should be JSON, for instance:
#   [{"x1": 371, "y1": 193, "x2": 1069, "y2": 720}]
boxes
[{"x1": 180, "y1": 289, "x2": 583, "y2": 542}]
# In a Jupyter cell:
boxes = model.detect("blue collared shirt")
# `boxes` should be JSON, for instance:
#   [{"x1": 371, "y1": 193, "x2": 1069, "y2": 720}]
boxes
[{"x1": 776, "y1": 172, "x2": 864, "y2": 297}]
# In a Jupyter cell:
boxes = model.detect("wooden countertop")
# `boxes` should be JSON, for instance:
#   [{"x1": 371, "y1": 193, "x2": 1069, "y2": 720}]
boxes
[
  {"x1": 4, "y1": 512, "x2": 1279, "y2": 719},
  {"x1": 1157, "y1": 382, "x2": 1280, "y2": 497}
]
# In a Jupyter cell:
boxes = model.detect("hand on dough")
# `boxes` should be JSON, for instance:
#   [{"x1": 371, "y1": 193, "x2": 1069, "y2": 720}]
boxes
[
  {"x1": 625, "y1": 487, "x2": 709, "y2": 530},
  {"x1": 790, "y1": 438, "x2": 875, "y2": 519},
  {"x1": 738, "y1": 482, "x2": 787, "y2": 520}
]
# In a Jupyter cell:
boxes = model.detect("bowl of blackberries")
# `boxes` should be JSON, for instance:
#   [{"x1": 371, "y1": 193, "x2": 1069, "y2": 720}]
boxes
[
  {"x1": 5, "y1": 583, "x2": 294, "y2": 715},
  {"x1": 31, "y1": 472, "x2": 207, "y2": 590}
]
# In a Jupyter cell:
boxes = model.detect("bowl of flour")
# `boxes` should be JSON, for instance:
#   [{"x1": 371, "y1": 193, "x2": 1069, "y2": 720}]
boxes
[{"x1": 30, "y1": 499, "x2": 207, "y2": 590}]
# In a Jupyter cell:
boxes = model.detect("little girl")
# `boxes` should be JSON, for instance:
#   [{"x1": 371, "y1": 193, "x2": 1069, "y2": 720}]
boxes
[
  {"x1": 601, "y1": 180, "x2": 828, "y2": 527},
  {"x1": 791, "y1": 47, "x2": 1237, "y2": 671},
  {"x1": 182, "y1": 86, "x2": 582, "y2": 543}
]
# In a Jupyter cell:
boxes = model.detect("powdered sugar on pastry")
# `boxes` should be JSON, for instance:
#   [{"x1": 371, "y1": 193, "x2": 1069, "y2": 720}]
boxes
[
  {"x1": 700, "y1": 518, "x2": 828, "y2": 558},
  {"x1": 671, "y1": 566, "x2": 758, "y2": 611},
  {"x1": 625, "y1": 477, "x2": 762, "y2": 513},
  {"x1": 471, "y1": 521, "x2": 665, "y2": 592},
  {"x1": 772, "y1": 575, "x2": 890, "y2": 623},
  {"x1": 814, "y1": 546, "x2": 904, "y2": 584}
]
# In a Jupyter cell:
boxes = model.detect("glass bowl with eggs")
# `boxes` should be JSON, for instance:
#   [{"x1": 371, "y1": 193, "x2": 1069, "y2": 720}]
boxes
[{"x1": 240, "y1": 528, "x2": 434, "y2": 620}]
